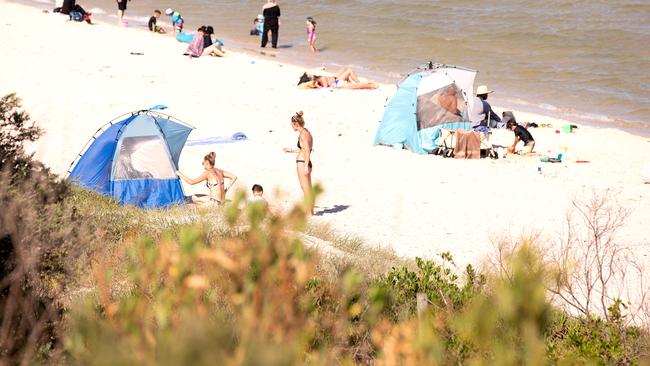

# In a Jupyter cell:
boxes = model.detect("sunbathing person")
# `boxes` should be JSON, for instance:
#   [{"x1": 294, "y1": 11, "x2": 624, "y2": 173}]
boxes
[
  {"x1": 176, "y1": 152, "x2": 237, "y2": 205},
  {"x1": 297, "y1": 68, "x2": 378, "y2": 89}
]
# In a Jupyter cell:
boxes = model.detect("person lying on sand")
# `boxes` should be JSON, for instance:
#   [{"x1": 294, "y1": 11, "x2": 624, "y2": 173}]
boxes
[
  {"x1": 507, "y1": 120, "x2": 536, "y2": 155},
  {"x1": 176, "y1": 152, "x2": 237, "y2": 205},
  {"x1": 297, "y1": 68, "x2": 378, "y2": 90}
]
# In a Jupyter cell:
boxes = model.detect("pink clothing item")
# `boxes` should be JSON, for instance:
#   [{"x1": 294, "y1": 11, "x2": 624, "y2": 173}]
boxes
[{"x1": 186, "y1": 32, "x2": 204, "y2": 57}]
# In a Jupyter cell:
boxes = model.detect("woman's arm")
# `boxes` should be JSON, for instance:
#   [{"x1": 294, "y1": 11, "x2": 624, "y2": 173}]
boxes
[
  {"x1": 176, "y1": 170, "x2": 207, "y2": 185},
  {"x1": 283, "y1": 147, "x2": 299, "y2": 153},
  {"x1": 222, "y1": 171, "x2": 238, "y2": 192}
]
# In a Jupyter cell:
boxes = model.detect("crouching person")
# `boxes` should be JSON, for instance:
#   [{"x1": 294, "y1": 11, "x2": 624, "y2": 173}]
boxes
[{"x1": 507, "y1": 120, "x2": 535, "y2": 155}]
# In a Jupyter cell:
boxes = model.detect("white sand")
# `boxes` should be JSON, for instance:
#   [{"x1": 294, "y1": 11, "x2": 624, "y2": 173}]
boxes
[{"x1": 2, "y1": 2, "x2": 649, "y2": 271}]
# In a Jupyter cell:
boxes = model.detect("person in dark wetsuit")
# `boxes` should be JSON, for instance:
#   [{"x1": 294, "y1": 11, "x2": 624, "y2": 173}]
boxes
[
  {"x1": 261, "y1": 0, "x2": 280, "y2": 48},
  {"x1": 283, "y1": 111, "x2": 314, "y2": 216}
]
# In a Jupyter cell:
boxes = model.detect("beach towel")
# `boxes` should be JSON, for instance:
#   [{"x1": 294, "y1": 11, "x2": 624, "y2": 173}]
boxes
[
  {"x1": 185, "y1": 33, "x2": 204, "y2": 57},
  {"x1": 454, "y1": 130, "x2": 481, "y2": 159},
  {"x1": 185, "y1": 132, "x2": 248, "y2": 146}
]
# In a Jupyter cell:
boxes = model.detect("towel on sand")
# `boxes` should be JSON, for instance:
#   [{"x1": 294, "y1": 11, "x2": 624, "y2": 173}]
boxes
[
  {"x1": 454, "y1": 130, "x2": 481, "y2": 159},
  {"x1": 186, "y1": 132, "x2": 247, "y2": 146}
]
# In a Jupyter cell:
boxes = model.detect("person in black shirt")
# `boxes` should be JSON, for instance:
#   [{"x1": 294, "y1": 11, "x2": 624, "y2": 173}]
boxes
[
  {"x1": 148, "y1": 9, "x2": 165, "y2": 33},
  {"x1": 202, "y1": 26, "x2": 225, "y2": 57},
  {"x1": 507, "y1": 121, "x2": 535, "y2": 155},
  {"x1": 261, "y1": 0, "x2": 280, "y2": 48}
]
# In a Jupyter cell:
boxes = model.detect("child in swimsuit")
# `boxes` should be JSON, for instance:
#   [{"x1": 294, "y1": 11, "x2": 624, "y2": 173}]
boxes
[
  {"x1": 165, "y1": 8, "x2": 184, "y2": 33},
  {"x1": 306, "y1": 17, "x2": 316, "y2": 53}
]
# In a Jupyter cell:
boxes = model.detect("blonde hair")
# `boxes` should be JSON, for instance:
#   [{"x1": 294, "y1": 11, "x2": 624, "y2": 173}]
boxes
[
  {"x1": 291, "y1": 111, "x2": 305, "y2": 127},
  {"x1": 203, "y1": 152, "x2": 216, "y2": 167}
]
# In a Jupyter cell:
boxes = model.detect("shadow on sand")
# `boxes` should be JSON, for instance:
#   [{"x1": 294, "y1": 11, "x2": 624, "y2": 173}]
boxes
[{"x1": 314, "y1": 205, "x2": 350, "y2": 216}]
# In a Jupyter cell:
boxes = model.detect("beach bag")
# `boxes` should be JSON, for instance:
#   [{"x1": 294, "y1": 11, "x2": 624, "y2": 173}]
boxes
[{"x1": 69, "y1": 11, "x2": 83, "y2": 22}]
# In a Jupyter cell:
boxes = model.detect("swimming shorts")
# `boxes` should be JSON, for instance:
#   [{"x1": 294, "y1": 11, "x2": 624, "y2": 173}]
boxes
[{"x1": 117, "y1": 0, "x2": 127, "y2": 11}]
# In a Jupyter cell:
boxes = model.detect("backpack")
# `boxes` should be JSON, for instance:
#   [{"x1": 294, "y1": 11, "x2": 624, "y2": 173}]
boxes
[{"x1": 69, "y1": 11, "x2": 83, "y2": 22}]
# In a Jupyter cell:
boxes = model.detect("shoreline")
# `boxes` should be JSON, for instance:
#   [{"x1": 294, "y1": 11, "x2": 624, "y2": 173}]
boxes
[
  {"x1": 11, "y1": 0, "x2": 650, "y2": 137},
  {"x1": 2, "y1": 0, "x2": 649, "y2": 269}
]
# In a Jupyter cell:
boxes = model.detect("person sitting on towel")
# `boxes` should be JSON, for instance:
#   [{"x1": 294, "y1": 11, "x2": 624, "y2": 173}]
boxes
[
  {"x1": 472, "y1": 85, "x2": 501, "y2": 128},
  {"x1": 507, "y1": 120, "x2": 535, "y2": 155}
]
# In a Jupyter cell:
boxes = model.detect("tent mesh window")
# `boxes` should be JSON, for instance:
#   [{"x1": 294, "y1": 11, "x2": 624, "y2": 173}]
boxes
[{"x1": 113, "y1": 136, "x2": 177, "y2": 180}]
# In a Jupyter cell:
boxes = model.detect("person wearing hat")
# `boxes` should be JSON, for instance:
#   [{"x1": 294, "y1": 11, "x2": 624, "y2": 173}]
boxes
[
  {"x1": 471, "y1": 85, "x2": 501, "y2": 128},
  {"x1": 165, "y1": 8, "x2": 184, "y2": 33}
]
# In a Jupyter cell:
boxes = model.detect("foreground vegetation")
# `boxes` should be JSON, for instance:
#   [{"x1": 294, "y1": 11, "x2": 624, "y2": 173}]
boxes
[{"x1": 1, "y1": 94, "x2": 649, "y2": 364}]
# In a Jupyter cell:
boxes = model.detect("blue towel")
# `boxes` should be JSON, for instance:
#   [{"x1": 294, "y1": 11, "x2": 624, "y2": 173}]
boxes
[{"x1": 186, "y1": 132, "x2": 248, "y2": 146}]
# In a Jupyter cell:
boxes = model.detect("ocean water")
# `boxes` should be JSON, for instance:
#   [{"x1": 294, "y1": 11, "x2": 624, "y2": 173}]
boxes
[{"x1": 19, "y1": 0, "x2": 650, "y2": 133}]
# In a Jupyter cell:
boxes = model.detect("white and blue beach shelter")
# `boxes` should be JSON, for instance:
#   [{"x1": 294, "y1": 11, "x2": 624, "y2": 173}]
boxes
[
  {"x1": 67, "y1": 107, "x2": 194, "y2": 209},
  {"x1": 374, "y1": 63, "x2": 477, "y2": 154}
]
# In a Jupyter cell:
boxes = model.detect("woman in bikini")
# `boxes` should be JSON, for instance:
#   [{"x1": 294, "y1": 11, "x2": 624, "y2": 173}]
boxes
[
  {"x1": 297, "y1": 68, "x2": 378, "y2": 89},
  {"x1": 176, "y1": 152, "x2": 237, "y2": 204},
  {"x1": 283, "y1": 111, "x2": 314, "y2": 216}
]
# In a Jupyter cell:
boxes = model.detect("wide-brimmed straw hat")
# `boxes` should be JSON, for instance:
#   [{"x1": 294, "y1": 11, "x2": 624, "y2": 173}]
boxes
[{"x1": 476, "y1": 85, "x2": 494, "y2": 95}]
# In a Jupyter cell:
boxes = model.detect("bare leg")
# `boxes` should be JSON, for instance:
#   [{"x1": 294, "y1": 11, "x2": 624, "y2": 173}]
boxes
[
  {"x1": 341, "y1": 82, "x2": 378, "y2": 90},
  {"x1": 191, "y1": 195, "x2": 211, "y2": 204},
  {"x1": 117, "y1": 10, "x2": 124, "y2": 23},
  {"x1": 336, "y1": 68, "x2": 360, "y2": 83},
  {"x1": 296, "y1": 163, "x2": 314, "y2": 216}
]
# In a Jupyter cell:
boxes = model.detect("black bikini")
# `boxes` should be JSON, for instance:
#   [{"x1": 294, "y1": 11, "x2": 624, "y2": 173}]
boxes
[{"x1": 295, "y1": 138, "x2": 313, "y2": 168}]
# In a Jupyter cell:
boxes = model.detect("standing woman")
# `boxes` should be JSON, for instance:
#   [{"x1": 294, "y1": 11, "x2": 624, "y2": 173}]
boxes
[
  {"x1": 176, "y1": 152, "x2": 237, "y2": 205},
  {"x1": 283, "y1": 112, "x2": 314, "y2": 216},
  {"x1": 261, "y1": 0, "x2": 281, "y2": 48}
]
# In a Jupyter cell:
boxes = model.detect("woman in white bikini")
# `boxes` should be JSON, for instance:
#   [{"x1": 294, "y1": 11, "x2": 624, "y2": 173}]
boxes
[
  {"x1": 283, "y1": 111, "x2": 314, "y2": 216},
  {"x1": 176, "y1": 152, "x2": 237, "y2": 204}
]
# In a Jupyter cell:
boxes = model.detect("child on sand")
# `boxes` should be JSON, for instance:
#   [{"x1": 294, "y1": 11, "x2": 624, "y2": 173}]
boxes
[
  {"x1": 250, "y1": 184, "x2": 266, "y2": 202},
  {"x1": 251, "y1": 15, "x2": 264, "y2": 38},
  {"x1": 306, "y1": 17, "x2": 316, "y2": 53},
  {"x1": 116, "y1": 0, "x2": 129, "y2": 26},
  {"x1": 507, "y1": 120, "x2": 536, "y2": 155},
  {"x1": 165, "y1": 8, "x2": 184, "y2": 33},
  {"x1": 148, "y1": 10, "x2": 165, "y2": 33}
]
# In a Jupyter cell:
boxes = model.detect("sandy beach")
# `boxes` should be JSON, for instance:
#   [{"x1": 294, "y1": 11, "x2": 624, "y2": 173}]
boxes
[{"x1": 2, "y1": 1, "x2": 649, "y2": 270}]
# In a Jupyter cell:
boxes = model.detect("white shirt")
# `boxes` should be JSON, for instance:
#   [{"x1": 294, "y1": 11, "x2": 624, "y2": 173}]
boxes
[{"x1": 469, "y1": 96, "x2": 485, "y2": 125}]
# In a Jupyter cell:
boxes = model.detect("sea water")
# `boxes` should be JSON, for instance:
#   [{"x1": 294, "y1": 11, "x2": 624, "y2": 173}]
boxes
[{"x1": 17, "y1": 0, "x2": 650, "y2": 135}]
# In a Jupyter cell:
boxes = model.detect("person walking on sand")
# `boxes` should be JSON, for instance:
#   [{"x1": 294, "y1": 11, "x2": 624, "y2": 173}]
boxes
[
  {"x1": 261, "y1": 0, "x2": 280, "y2": 48},
  {"x1": 176, "y1": 152, "x2": 237, "y2": 205},
  {"x1": 116, "y1": 0, "x2": 129, "y2": 26},
  {"x1": 283, "y1": 112, "x2": 314, "y2": 216},
  {"x1": 306, "y1": 16, "x2": 316, "y2": 53}
]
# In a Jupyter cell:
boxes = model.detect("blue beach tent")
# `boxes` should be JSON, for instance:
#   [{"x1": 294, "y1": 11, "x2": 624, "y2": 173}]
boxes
[
  {"x1": 374, "y1": 63, "x2": 478, "y2": 154},
  {"x1": 67, "y1": 108, "x2": 194, "y2": 209}
]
